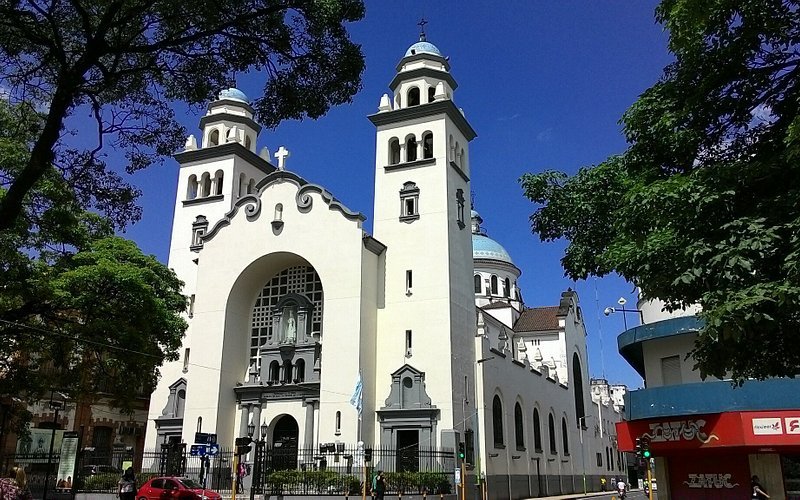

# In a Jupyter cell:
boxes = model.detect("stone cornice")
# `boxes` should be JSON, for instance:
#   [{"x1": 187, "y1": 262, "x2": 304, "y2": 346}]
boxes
[
  {"x1": 389, "y1": 67, "x2": 458, "y2": 92},
  {"x1": 174, "y1": 142, "x2": 275, "y2": 175},
  {"x1": 368, "y1": 100, "x2": 477, "y2": 141}
]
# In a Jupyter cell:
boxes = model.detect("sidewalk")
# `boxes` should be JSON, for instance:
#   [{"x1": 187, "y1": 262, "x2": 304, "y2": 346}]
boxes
[{"x1": 523, "y1": 491, "x2": 621, "y2": 500}]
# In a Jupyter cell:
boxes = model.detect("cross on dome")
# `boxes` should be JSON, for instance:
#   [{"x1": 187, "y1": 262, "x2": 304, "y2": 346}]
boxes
[{"x1": 417, "y1": 18, "x2": 428, "y2": 42}]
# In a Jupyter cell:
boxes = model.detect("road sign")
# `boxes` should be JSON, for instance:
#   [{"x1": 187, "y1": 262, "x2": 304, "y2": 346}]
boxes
[
  {"x1": 207, "y1": 443, "x2": 220, "y2": 456},
  {"x1": 195, "y1": 432, "x2": 217, "y2": 445},
  {"x1": 190, "y1": 444, "x2": 207, "y2": 457},
  {"x1": 454, "y1": 468, "x2": 461, "y2": 485}
]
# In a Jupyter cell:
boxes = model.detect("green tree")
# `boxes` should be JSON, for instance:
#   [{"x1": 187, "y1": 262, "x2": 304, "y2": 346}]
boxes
[
  {"x1": 520, "y1": 0, "x2": 800, "y2": 382},
  {"x1": 0, "y1": 100, "x2": 186, "y2": 435},
  {"x1": 0, "y1": 0, "x2": 365, "y2": 230}
]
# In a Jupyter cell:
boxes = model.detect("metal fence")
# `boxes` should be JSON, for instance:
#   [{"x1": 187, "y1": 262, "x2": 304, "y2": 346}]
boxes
[
  {"x1": 2, "y1": 444, "x2": 454, "y2": 497},
  {"x1": 251, "y1": 444, "x2": 455, "y2": 496}
]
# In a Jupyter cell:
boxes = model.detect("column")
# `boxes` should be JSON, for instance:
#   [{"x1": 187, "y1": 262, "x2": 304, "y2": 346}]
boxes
[
  {"x1": 400, "y1": 143, "x2": 407, "y2": 163},
  {"x1": 239, "y1": 404, "x2": 251, "y2": 437},
  {"x1": 252, "y1": 404, "x2": 262, "y2": 440},
  {"x1": 304, "y1": 400, "x2": 315, "y2": 449}
]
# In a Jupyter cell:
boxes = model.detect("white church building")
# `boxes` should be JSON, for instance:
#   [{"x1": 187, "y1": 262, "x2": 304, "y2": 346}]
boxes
[{"x1": 145, "y1": 34, "x2": 625, "y2": 499}]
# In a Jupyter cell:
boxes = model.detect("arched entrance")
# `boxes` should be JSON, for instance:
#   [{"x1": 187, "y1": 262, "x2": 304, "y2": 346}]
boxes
[{"x1": 271, "y1": 415, "x2": 299, "y2": 470}]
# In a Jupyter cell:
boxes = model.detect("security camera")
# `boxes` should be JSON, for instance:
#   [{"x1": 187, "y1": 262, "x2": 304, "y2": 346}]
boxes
[{"x1": 603, "y1": 307, "x2": 615, "y2": 316}]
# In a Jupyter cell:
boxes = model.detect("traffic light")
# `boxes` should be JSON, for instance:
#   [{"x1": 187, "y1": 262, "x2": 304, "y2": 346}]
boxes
[
  {"x1": 634, "y1": 437, "x2": 642, "y2": 459},
  {"x1": 364, "y1": 446, "x2": 373, "y2": 462},
  {"x1": 457, "y1": 442, "x2": 466, "y2": 461},
  {"x1": 641, "y1": 436, "x2": 651, "y2": 459},
  {"x1": 235, "y1": 436, "x2": 252, "y2": 455}
]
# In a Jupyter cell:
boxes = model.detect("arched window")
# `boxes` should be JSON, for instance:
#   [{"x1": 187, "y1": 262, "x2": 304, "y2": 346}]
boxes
[
  {"x1": 187, "y1": 175, "x2": 198, "y2": 200},
  {"x1": 474, "y1": 275, "x2": 482, "y2": 294},
  {"x1": 460, "y1": 148, "x2": 465, "y2": 169},
  {"x1": 295, "y1": 359, "x2": 305, "y2": 382},
  {"x1": 389, "y1": 138, "x2": 401, "y2": 165},
  {"x1": 514, "y1": 403, "x2": 525, "y2": 450},
  {"x1": 269, "y1": 361, "x2": 280, "y2": 383},
  {"x1": 200, "y1": 173, "x2": 211, "y2": 197},
  {"x1": 454, "y1": 141, "x2": 460, "y2": 164},
  {"x1": 573, "y1": 353, "x2": 586, "y2": 426},
  {"x1": 427, "y1": 86, "x2": 435, "y2": 103},
  {"x1": 214, "y1": 170, "x2": 224, "y2": 195},
  {"x1": 533, "y1": 408, "x2": 542, "y2": 451},
  {"x1": 491, "y1": 275, "x2": 498, "y2": 295},
  {"x1": 548, "y1": 413, "x2": 557, "y2": 454},
  {"x1": 504, "y1": 278, "x2": 511, "y2": 298},
  {"x1": 335, "y1": 411, "x2": 341, "y2": 434},
  {"x1": 561, "y1": 417, "x2": 569, "y2": 455},
  {"x1": 449, "y1": 135, "x2": 454, "y2": 162},
  {"x1": 407, "y1": 87, "x2": 420, "y2": 107},
  {"x1": 422, "y1": 132, "x2": 433, "y2": 159},
  {"x1": 209, "y1": 129, "x2": 220, "y2": 146},
  {"x1": 492, "y1": 395, "x2": 504, "y2": 447},
  {"x1": 247, "y1": 179, "x2": 255, "y2": 194},
  {"x1": 245, "y1": 136, "x2": 252, "y2": 150},
  {"x1": 283, "y1": 360, "x2": 293, "y2": 384},
  {"x1": 406, "y1": 136, "x2": 418, "y2": 162},
  {"x1": 401, "y1": 376, "x2": 413, "y2": 407}
]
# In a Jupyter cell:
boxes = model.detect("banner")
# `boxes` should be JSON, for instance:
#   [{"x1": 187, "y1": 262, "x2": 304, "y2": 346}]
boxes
[{"x1": 56, "y1": 432, "x2": 79, "y2": 488}]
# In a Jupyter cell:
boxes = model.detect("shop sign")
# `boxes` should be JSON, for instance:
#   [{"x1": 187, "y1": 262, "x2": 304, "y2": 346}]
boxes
[
  {"x1": 645, "y1": 419, "x2": 719, "y2": 444},
  {"x1": 785, "y1": 417, "x2": 800, "y2": 434},
  {"x1": 683, "y1": 473, "x2": 739, "y2": 489},
  {"x1": 752, "y1": 418, "x2": 782, "y2": 435}
]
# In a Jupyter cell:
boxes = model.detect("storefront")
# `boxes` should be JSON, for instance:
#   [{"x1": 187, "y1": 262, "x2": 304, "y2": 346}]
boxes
[{"x1": 617, "y1": 410, "x2": 800, "y2": 499}]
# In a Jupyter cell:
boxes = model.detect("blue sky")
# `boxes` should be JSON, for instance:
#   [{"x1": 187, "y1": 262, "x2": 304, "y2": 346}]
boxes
[{"x1": 120, "y1": 2, "x2": 672, "y2": 389}]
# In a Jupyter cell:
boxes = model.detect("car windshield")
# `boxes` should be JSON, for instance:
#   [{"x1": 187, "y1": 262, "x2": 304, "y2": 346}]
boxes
[{"x1": 178, "y1": 479, "x2": 203, "y2": 489}]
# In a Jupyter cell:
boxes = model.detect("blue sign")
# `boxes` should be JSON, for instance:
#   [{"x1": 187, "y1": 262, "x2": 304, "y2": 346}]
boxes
[
  {"x1": 194, "y1": 432, "x2": 217, "y2": 445},
  {"x1": 207, "y1": 443, "x2": 220, "y2": 456},
  {"x1": 190, "y1": 444, "x2": 207, "y2": 457}
]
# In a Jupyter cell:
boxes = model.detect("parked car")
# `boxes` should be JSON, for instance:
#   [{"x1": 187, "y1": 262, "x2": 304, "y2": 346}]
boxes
[
  {"x1": 137, "y1": 477, "x2": 221, "y2": 500},
  {"x1": 82, "y1": 465, "x2": 121, "y2": 475}
]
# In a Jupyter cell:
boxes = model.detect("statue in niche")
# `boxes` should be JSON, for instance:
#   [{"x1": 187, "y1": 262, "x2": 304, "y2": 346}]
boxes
[{"x1": 285, "y1": 307, "x2": 297, "y2": 344}]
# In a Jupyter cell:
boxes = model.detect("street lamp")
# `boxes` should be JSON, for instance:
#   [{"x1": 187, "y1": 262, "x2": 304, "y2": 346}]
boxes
[
  {"x1": 578, "y1": 415, "x2": 594, "y2": 496},
  {"x1": 603, "y1": 297, "x2": 644, "y2": 330},
  {"x1": 42, "y1": 398, "x2": 65, "y2": 500}
]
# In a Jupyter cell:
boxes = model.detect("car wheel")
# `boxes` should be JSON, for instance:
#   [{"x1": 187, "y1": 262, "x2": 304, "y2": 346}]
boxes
[{"x1": 138, "y1": 497, "x2": 147, "y2": 500}]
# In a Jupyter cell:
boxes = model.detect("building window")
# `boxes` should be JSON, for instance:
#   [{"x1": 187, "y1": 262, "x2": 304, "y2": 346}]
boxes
[
  {"x1": 514, "y1": 403, "x2": 525, "y2": 450},
  {"x1": 561, "y1": 417, "x2": 569, "y2": 455},
  {"x1": 492, "y1": 395, "x2": 504, "y2": 447},
  {"x1": 208, "y1": 129, "x2": 220, "y2": 146},
  {"x1": 389, "y1": 138, "x2": 401, "y2": 165},
  {"x1": 405, "y1": 330, "x2": 412, "y2": 351},
  {"x1": 456, "y1": 189, "x2": 465, "y2": 229},
  {"x1": 188, "y1": 294, "x2": 195, "y2": 318},
  {"x1": 335, "y1": 411, "x2": 341, "y2": 435},
  {"x1": 533, "y1": 408, "x2": 542, "y2": 451},
  {"x1": 422, "y1": 132, "x2": 433, "y2": 159},
  {"x1": 200, "y1": 172, "x2": 211, "y2": 197},
  {"x1": 214, "y1": 170, "x2": 224, "y2": 195},
  {"x1": 295, "y1": 359, "x2": 305, "y2": 382},
  {"x1": 187, "y1": 175, "x2": 198, "y2": 200},
  {"x1": 407, "y1": 87, "x2": 420, "y2": 107},
  {"x1": 548, "y1": 413, "x2": 557, "y2": 454},
  {"x1": 474, "y1": 275, "x2": 482, "y2": 294},
  {"x1": 596, "y1": 452, "x2": 603, "y2": 467},
  {"x1": 399, "y1": 182, "x2": 420, "y2": 222},
  {"x1": 406, "y1": 270, "x2": 413, "y2": 292},
  {"x1": 504, "y1": 278, "x2": 511, "y2": 298},
  {"x1": 573, "y1": 353, "x2": 586, "y2": 426},
  {"x1": 406, "y1": 136, "x2": 418, "y2": 162},
  {"x1": 427, "y1": 86, "x2": 435, "y2": 103},
  {"x1": 250, "y1": 265, "x2": 324, "y2": 369},
  {"x1": 182, "y1": 348, "x2": 190, "y2": 373},
  {"x1": 490, "y1": 275, "x2": 498, "y2": 295},
  {"x1": 269, "y1": 361, "x2": 280, "y2": 383},
  {"x1": 661, "y1": 355, "x2": 682, "y2": 385},
  {"x1": 282, "y1": 360, "x2": 293, "y2": 384}
]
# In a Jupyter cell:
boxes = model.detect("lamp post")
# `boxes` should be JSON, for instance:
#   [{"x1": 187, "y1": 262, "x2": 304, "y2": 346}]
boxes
[
  {"x1": 578, "y1": 415, "x2": 594, "y2": 496},
  {"x1": 42, "y1": 399, "x2": 64, "y2": 500},
  {"x1": 603, "y1": 297, "x2": 644, "y2": 330},
  {"x1": 248, "y1": 422, "x2": 268, "y2": 500}
]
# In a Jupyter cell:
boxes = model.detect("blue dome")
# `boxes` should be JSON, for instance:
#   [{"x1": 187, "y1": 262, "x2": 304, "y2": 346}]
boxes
[
  {"x1": 218, "y1": 88, "x2": 249, "y2": 103},
  {"x1": 472, "y1": 234, "x2": 514, "y2": 265},
  {"x1": 404, "y1": 41, "x2": 442, "y2": 58}
]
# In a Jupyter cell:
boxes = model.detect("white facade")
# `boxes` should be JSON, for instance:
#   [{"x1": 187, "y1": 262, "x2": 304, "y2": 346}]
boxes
[{"x1": 145, "y1": 35, "x2": 624, "y2": 499}]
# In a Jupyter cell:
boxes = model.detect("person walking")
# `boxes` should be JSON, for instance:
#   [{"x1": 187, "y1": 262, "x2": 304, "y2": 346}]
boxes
[
  {"x1": 118, "y1": 467, "x2": 136, "y2": 500},
  {"x1": 372, "y1": 470, "x2": 386, "y2": 500}
]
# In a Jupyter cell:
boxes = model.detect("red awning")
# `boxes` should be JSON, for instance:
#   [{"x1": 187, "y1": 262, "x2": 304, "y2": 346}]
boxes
[{"x1": 616, "y1": 410, "x2": 800, "y2": 452}]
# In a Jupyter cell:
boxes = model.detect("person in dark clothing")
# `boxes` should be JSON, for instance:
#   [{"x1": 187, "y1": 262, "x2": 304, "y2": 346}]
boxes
[
  {"x1": 751, "y1": 475, "x2": 770, "y2": 499},
  {"x1": 373, "y1": 470, "x2": 386, "y2": 500},
  {"x1": 118, "y1": 468, "x2": 136, "y2": 500}
]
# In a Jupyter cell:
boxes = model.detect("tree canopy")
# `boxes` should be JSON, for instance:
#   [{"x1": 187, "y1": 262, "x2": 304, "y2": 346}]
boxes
[
  {"x1": 0, "y1": 0, "x2": 365, "y2": 230},
  {"x1": 521, "y1": 0, "x2": 800, "y2": 382},
  {"x1": 0, "y1": 100, "x2": 186, "y2": 420}
]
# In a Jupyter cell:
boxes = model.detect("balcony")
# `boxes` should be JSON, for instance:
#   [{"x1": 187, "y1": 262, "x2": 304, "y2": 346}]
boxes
[
  {"x1": 625, "y1": 378, "x2": 800, "y2": 420},
  {"x1": 617, "y1": 315, "x2": 704, "y2": 377}
]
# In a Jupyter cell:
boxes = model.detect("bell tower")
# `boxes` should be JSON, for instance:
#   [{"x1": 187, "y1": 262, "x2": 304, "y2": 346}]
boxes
[{"x1": 369, "y1": 31, "x2": 478, "y2": 445}]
